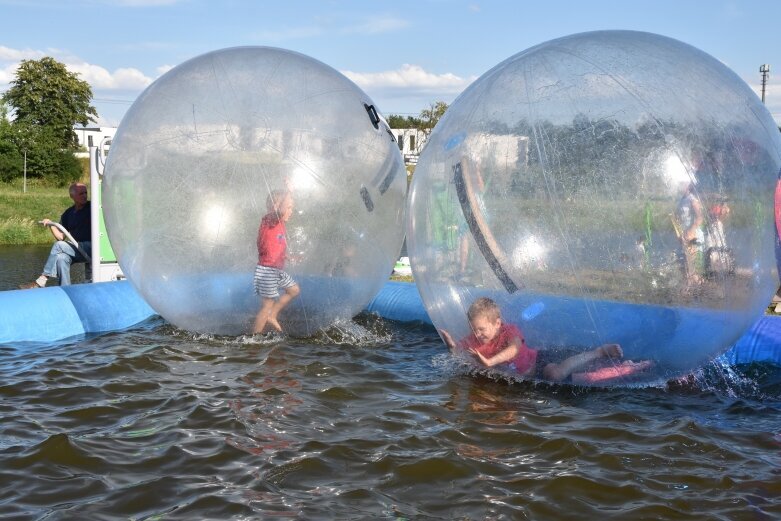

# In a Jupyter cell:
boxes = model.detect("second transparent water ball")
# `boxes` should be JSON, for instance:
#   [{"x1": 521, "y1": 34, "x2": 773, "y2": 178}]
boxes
[{"x1": 408, "y1": 31, "x2": 781, "y2": 385}]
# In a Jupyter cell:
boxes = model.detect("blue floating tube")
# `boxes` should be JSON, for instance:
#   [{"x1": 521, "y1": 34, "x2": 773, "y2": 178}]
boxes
[
  {"x1": 0, "y1": 280, "x2": 156, "y2": 345},
  {"x1": 721, "y1": 316, "x2": 781, "y2": 365},
  {"x1": 367, "y1": 281, "x2": 781, "y2": 367},
  {"x1": 1, "y1": 279, "x2": 780, "y2": 367}
]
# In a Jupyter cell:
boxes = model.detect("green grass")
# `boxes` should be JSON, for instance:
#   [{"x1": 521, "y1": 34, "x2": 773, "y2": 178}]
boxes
[{"x1": 0, "y1": 179, "x2": 79, "y2": 245}]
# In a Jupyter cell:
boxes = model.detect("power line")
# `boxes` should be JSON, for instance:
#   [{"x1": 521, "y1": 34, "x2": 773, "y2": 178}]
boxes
[{"x1": 93, "y1": 97, "x2": 135, "y2": 105}]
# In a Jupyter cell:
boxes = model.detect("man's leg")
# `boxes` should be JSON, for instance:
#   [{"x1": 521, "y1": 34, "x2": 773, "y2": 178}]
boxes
[
  {"x1": 47, "y1": 241, "x2": 90, "y2": 286},
  {"x1": 21, "y1": 241, "x2": 86, "y2": 289},
  {"x1": 39, "y1": 241, "x2": 76, "y2": 285},
  {"x1": 54, "y1": 250, "x2": 74, "y2": 285}
]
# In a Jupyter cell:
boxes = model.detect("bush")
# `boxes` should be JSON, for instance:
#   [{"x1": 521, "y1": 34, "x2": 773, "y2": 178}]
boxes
[
  {"x1": 0, "y1": 216, "x2": 43, "y2": 244},
  {"x1": 23, "y1": 145, "x2": 83, "y2": 186},
  {"x1": 78, "y1": 156, "x2": 90, "y2": 183},
  {"x1": 0, "y1": 140, "x2": 23, "y2": 182},
  {"x1": 0, "y1": 182, "x2": 75, "y2": 244}
]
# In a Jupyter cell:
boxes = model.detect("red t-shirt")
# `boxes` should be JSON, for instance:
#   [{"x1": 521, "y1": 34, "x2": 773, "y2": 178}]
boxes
[
  {"x1": 257, "y1": 213, "x2": 287, "y2": 268},
  {"x1": 460, "y1": 323, "x2": 538, "y2": 374}
]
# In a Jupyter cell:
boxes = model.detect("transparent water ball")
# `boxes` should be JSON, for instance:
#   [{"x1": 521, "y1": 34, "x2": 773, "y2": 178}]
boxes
[
  {"x1": 104, "y1": 47, "x2": 406, "y2": 336},
  {"x1": 407, "y1": 31, "x2": 781, "y2": 386}
]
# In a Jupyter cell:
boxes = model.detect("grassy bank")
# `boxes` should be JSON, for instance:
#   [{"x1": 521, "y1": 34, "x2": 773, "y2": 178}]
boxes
[{"x1": 0, "y1": 180, "x2": 80, "y2": 245}]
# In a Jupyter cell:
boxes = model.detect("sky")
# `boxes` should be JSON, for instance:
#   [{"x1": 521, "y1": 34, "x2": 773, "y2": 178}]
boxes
[{"x1": 1, "y1": 0, "x2": 779, "y2": 128}]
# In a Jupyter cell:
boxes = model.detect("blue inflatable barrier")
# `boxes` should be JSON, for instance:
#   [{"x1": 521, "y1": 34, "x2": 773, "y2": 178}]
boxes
[
  {"x1": 1, "y1": 279, "x2": 780, "y2": 367},
  {"x1": 0, "y1": 280, "x2": 156, "y2": 345},
  {"x1": 368, "y1": 281, "x2": 781, "y2": 367},
  {"x1": 721, "y1": 316, "x2": 781, "y2": 365}
]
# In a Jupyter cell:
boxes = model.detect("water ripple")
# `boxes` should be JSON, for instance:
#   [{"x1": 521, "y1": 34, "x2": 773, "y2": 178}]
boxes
[{"x1": 1, "y1": 319, "x2": 780, "y2": 519}]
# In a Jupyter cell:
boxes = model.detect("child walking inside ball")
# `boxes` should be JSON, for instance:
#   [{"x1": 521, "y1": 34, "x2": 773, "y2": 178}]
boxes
[{"x1": 253, "y1": 189, "x2": 300, "y2": 334}]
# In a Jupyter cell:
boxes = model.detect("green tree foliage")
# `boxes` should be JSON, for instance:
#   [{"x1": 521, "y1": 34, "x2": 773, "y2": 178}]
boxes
[
  {"x1": 2, "y1": 57, "x2": 97, "y2": 149},
  {"x1": 0, "y1": 112, "x2": 82, "y2": 186},
  {"x1": 419, "y1": 101, "x2": 448, "y2": 131},
  {"x1": 12, "y1": 123, "x2": 83, "y2": 185},
  {"x1": 386, "y1": 114, "x2": 422, "y2": 129},
  {"x1": 387, "y1": 101, "x2": 449, "y2": 132},
  {"x1": 505, "y1": 113, "x2": 763, "y2": 200},
  {"x1": 0, "y1": 103, "x2": 23, "y2": 182}
]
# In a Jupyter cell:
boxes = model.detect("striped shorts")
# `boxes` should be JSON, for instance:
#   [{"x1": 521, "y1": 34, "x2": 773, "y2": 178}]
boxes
[{"x1": 254, "y1": 264, "x2": 296, "y2": 298}]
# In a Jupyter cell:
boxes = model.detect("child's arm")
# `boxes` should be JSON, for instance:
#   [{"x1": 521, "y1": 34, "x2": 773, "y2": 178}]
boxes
[
  {"x1": 439, "y1": 330, "x2": 457, "y2": 352},
  {"x1": 469, "y1": 340, "x2": 520, "y2": 368}
]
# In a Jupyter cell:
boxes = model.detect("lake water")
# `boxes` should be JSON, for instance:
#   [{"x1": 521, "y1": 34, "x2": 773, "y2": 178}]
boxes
[
  {"x1": 1, "y1": 246, "x2": 780, "y2": 519},
  {"x1": 0, "y1": 244, "x2": 89, "y2": 290}
]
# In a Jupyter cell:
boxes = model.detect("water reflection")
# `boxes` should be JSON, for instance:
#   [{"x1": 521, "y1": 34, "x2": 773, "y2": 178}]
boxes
[{"x1": 0, "y1": 245, "x2": 89, "y2": 290}]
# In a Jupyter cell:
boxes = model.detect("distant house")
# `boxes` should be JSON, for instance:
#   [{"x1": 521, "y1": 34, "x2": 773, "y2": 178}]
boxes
[
  {"x1": 391, "y1": 128, "x2": 428, "y2": 165},
  {"x1": 72, "y1": 125, "x2": 431, "y2": 164},
  {"x1": 74, "y1": 125, "x2": 117, "y2": 158}
]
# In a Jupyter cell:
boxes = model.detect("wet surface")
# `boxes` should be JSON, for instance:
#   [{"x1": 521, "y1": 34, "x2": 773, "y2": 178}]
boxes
[{"x1": 1, "y1": 315, "x2": 780, "y2": 519}]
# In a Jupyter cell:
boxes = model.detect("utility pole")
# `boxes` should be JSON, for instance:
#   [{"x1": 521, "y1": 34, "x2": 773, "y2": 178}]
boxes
[{"x1": 760, "y1": 64, "x2": 770, "y2": 103}]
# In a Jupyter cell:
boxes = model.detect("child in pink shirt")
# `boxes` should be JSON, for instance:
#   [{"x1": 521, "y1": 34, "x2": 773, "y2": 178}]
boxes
[
  {"x1": 440, "y1": 297, "x2": 623, "y2": 382},
  {"x1": 253, "y1": 190, "x2": 300, "y2": 334}
]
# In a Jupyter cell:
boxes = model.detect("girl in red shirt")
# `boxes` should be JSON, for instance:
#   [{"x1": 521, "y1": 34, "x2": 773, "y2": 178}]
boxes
[{"x1": 253, "y1": 190, "x2": 300, "y2": 334}]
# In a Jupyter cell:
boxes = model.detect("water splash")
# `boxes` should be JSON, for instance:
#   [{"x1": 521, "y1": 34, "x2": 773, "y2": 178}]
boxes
[{"x1": 310, "y1": 313, "x2": 393, "y2": 346}]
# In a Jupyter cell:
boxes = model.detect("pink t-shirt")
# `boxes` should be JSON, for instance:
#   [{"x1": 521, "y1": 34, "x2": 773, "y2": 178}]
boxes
[
  {"x1": 460, "y1": 323, "x2": 538, "y2": 374},
  {"x1": 257, "y1": 213, "x2": 287, "y2": 268}
]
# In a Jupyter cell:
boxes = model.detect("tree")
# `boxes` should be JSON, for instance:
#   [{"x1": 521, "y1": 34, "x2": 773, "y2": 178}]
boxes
[
  {"x1": 11, "y1": 122, "x2": 83, "y2": 185},
  {"x1": 387, "y1": 101, "x2": 449, "y2": 132},
  {"x1": 419, "y1": 101, "x2": 448, "y2": 132},
  {"x1": 387, "y1": 114, "x2": 422, "y2": 129},
  {"x1": 2, "y1": 57, "x2": 98, "y2": 149},
  {"x1": 0, "y1": 102, "x2": 23, "y2": 182},
  {"x1": 0, "y1": 100, "x2": 82, "y2": 185}
]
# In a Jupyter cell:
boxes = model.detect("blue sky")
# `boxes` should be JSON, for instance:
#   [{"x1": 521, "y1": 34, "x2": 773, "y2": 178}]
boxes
[{"x1": 1, "y1": 0, "x2": 779, "y2": 127}]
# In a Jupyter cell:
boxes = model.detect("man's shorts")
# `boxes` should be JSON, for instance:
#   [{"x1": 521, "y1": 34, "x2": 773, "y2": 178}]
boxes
[{"x1": 254, "y1": 265, "x2": 296, "y2": 299}]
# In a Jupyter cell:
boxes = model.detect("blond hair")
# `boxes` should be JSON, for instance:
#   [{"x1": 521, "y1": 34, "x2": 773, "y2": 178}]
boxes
[{"x1": 467, "y1": 297, "x2": 501, "y2": 322}]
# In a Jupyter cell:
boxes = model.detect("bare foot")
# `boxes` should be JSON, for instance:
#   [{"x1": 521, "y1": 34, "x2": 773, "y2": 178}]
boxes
[
  {"x1": 266, "y1": 318, "x2": 283, "y2": 332},
  {"x1": 598, "y1": 343, "x2": 623, "y2": 358}
]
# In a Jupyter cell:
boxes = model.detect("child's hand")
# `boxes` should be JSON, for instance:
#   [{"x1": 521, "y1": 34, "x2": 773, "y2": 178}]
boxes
[
  {"x1": 439, "y1": 329, "x2": 456, "y2": 351},
  {"x1": 468, "y1": 347, "x2": 490, "y2": 366}
]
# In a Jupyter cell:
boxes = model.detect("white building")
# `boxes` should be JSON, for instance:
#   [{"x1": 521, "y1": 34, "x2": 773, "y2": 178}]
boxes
[
  {"x1": 74, "y1": 125, "x2": 116, "y2": 158},
  {"x1": 75, "y1": 124, "x2": 428, "y2": 164},
  {"x1": 391, "y1": 128, "x2": 428, "y2": 164}
]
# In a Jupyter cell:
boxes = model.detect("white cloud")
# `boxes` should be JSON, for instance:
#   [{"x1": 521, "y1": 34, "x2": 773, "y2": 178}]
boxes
[
  {"x1": 0, "y1": 45, "x2": 153, "y2": 91},
  {"x1": 68, "y1": 62, "x2": 153, "y2": 89},
  {"x1": 0, "y1": 45, "x2": 46, "y2": 62},
  {"x1": 0, "y1": 63, "x2": 19, "y2": 85},
  {"x1": 342, "y1": 63, "x2": 475, "y2": 95}
]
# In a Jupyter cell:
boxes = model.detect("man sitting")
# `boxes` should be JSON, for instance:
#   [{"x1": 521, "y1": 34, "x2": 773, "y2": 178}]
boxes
[{"x1": 20, "y1": 182, "x2": 91, "y2": 288}]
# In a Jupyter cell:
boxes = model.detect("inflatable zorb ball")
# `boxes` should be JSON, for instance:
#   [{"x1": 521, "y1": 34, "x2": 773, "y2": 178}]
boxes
[
  {"x1": 407, "y1": 31, "x2": 781, "y2": 386},
  {"x1": 104, "y1": 47, "x2": 406, "y2": 336}
]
